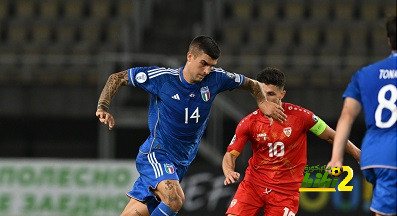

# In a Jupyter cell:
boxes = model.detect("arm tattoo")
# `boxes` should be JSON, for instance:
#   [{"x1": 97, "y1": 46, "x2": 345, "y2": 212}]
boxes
[
  {"x1": 243, "y1": 78, "x2": 267, "y2": 103},
  {"x1": 168, "y1": 194, "x2": 178, "y2": 202},
  {"x1": 134, "y1": 209, "x2": 143, "y2": 216},
  {"x1": 97, "y1": 71, "x2": 129, "y2": 111},
  {"x1": 165, "y1": 181, "x2": 174, "y2": 190}
]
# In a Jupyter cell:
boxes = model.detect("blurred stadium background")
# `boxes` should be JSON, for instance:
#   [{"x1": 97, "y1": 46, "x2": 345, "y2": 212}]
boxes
[{"x1": 0, "y1": 0, "x2": 395, "y2": 215}]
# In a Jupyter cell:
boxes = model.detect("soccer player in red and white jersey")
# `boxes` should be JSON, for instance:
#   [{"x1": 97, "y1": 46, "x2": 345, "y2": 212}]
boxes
[{"x1": 223, "y1": 67, "x2": 361, "y2": 216}]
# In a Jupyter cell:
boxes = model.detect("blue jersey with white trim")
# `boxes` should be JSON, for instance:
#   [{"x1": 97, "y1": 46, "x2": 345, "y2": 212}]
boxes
[
  {"x1": 127, "y1": 66, "x2": 245, "y2": 166},
  {"x1": 343, "y1": 53, "x2": 397, "y2": 169}
]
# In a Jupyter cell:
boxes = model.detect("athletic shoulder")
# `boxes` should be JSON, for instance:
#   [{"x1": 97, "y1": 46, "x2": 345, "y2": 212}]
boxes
[
  {"x1": 145, "y1": 67, "x2": 179, "y2": 79},
  {"x1": 283, "y1": 102, "x2": 313, "y2": 116},
  {"x1": 209, "y1": 67, "x2": 243, "y2": 82},
  {"x1": 237, "y1": 109, "x2": 261, "y2": 128}
]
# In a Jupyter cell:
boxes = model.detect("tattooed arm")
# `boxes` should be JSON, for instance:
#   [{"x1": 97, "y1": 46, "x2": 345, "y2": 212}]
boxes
[
  {"x1": 95, "y1": 70, "x2": 129, "y2": 130},
  {"x1": 240, "y1": 77, "x2": 287, "y2": 122}
]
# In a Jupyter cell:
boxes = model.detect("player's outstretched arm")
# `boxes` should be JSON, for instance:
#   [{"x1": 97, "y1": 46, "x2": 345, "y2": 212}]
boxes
[
  {"x1": 326, "y1": 98, "x2": 362, "y2": 168},
  {"x1": 240, "y1": 78, "x2": 287, "y2": 122},
  {"x1": 222, "y1": 152, "x2": 240, "y2": 185},
  {"x1": 319, "y1": 125, "x2": 361, "y2": 164},
  {"x1": 96, "y1": 71, "x2": 129, "y2": 130}
]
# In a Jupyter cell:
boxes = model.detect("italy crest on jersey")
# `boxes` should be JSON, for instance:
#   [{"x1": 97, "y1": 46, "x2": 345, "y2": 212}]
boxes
[
  {"x1": 164, "y1": 164, "x2": 175, "y2": 174},
  {"x1": 200, "y1": 86, "x2": 210, "y2": 102}
]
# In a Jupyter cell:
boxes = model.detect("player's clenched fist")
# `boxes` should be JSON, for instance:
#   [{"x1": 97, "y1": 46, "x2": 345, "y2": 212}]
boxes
[
  {"x1": 224, "y1": 171, "x2": 240, "y2": 185},
  {"x1": 96, "y1": 109, "x2": 115, "y2": 130}
]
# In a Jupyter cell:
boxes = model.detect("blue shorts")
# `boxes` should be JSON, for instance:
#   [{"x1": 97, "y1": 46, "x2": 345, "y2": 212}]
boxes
[
  {"x1": 362, "y1": 168, "x2": 397, "y2": 215},
  {"x1": 126, "y1": 150, "x2": 188, "y2": 212}
]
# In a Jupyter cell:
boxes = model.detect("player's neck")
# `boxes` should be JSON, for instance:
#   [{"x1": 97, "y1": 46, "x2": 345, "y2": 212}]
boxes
[{"x1": 182, "y1": 67, "x2": 195, "y2": 84}]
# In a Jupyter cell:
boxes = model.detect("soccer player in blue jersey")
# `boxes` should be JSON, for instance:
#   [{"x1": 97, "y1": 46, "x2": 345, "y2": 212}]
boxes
[
  {"x1": 327, "y1": 16, "x2": 397, "y2": 216},
  {"x1": 95, "y1": 35, "x2": 287, "y2": 216}
]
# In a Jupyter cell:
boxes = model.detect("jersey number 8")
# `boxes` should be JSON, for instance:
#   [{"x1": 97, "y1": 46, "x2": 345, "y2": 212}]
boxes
[{"x1": 375, "y1": 84, "x2": 397, "y2": 128}]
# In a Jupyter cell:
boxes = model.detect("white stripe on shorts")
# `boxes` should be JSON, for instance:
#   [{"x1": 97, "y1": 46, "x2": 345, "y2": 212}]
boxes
[{"x1": 148, "y1": 152, "x2": 163, "y2": 178}]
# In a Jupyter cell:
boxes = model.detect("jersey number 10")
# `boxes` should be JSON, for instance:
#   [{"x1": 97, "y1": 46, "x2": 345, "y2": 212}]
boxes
[{"x1": 268, "y1": 142, "x2": 285, "y2": 157}]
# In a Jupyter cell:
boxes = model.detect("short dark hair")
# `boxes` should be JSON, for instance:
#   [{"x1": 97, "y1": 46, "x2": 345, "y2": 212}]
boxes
[
  {"x1": 256, "y1": 67, "x2": 286, "y2": 89},
  {"x1": 386, "y1": 15, "x2": 396, "y2": 50},
  {"x1": 189, "y1": 35, "x2": 220, "y2": 59}
]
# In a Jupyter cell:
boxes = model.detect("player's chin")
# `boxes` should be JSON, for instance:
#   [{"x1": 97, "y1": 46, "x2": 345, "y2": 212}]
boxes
[{"x1": 197, "y1": 75, "x2": 206, "y2": 80}]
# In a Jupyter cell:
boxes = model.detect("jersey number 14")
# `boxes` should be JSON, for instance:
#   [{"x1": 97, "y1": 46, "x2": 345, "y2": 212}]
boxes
[{"x1": 185, "y1": 107, "x2": 200, "y2": 124}]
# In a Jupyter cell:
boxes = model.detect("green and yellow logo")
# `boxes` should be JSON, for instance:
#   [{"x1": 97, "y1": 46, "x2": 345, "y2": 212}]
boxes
[{"x1": 299, "y1": 165, "x2": 353, "y2": 192}]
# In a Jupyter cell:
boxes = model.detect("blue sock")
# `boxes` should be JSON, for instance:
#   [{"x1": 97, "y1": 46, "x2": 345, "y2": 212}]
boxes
[
  {"x1": 146, "y1": 197, "x2": 160, "y2": 214},
  {"x1": 151, "y1": 202, "x2": 177, "y2": 216}
]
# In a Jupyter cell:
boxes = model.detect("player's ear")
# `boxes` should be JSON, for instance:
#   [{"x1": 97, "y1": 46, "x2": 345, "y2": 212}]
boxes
[
  {"x1": 186, "y1": 51, "x2": 192, "y2": 61},
  {"x1": 187, "y1": 51, "x2": 193, "y2": 62},
  {"x1": 280, "y1": 90, "x2": 286, "y2": 99}
]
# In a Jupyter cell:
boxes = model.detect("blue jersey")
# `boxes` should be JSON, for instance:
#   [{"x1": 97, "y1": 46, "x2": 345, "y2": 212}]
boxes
[
  {"x1": 127, "y1": 66, "x2": 245, "y2": 166},
  {"x1": 343, "y1": 53, "x2": 397, "y2": 169}
]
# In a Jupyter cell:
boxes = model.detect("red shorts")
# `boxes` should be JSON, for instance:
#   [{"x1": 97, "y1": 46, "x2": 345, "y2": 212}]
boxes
[{"x1": 226, "y1": 179, "x2": 299, "y2": 216}]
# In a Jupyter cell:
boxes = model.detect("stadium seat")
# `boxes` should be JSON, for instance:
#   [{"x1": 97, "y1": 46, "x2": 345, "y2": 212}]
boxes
[
  {"x1": 71, "y1": 42, "x2": 95, "y2": 55},
  {"x1": 104, "y1": 19, "x2": 127, "y2": 52},
  {"x1": 289, "y1": 55, "x2": 315, "y2": 72},
  {"x1": 15, "y1": 0, "x2": 37, "y2": 19},
  {"x1": 246, "y1": 21, "x2": 270, "y2": 47},
  {"x1": 218, "y1": 44, "x2": 237, "y2": 56},
  {"x1": 55, "y1": 20, "x2": 77, "y2": 45},
  {"x1": 237, "y1": 53, "x2": 261, "y2": 76},
  {"x1": 116, "y1": 0, "x2": 136, "y2": 20},
  {"x1": 344, "y1": 55, "x2": 367, "y2": 72},
  {"x1": 221, "y1": 21, "x2": 246, "y2": 46},
  {"x1": 90, "y1": 0, "x2": 112, "y2": 20},
  {"x1": 295, "y1": 21, "x2": 321, "y2": 54},
  {"x1": 283, "y1": 0, "x2": 306, "y2": 21},
  {"x1": 7, "y1": 19, "x2": 30, "y2": 45},
  {"x1": 228, "y1": 0, "x2": 254, "y2": 21},
  {"x1": 31, "y1": 20, "x2": 54, "y2": 45},
  {"x1": 39, "y1": 0, "x2": 60, "y2": 19},
  {"x1": 63, "y1": 0, "x2": 86, "y2": 20},
  {"x1": 262, "y1": 54, "x2": 289, "y2": 70},
  {"x1": 270, "y1": 21, "x2": 295, "y2": 48},
  {"x1": 309, "y1": 66, "x2": 332, "y2": 87},
  {"x1": 0, "y1": 0, "x2": 9, "y2": 22},
  {"x1": 321, "y1": 22, "x2": 346, "y2": 55},
  {"x1": 382, "y1": 0, "x2": 397, "y2": 17},
  {"x1": 359, "y1": 0, "x2": 380, "y2": 21},
  {"x1": 79, "y1": 19, "x2": 102, "y2": 45},
  {"x1": 0, "y1": 43, "x2": 22, "y2": 55},
  {"x1": 46, "y1": 43, "x2": 71, "y2": 56},
  {"x1": 23, "y1": 43, "x2": 47, "y2": 56},
  {"x1": 340, "y1": 62, "x2": 361, "y2": 86},
  {"x1": 334, "y1": 0, "x2": 356, "y2": 21},
  {"x1": 346, "y1": 22, "x2": 368, "y2": 55},
  {"x1": 285, "y1": 65, "x2": 310, "y2": 87},
  {"x1": 257, "y1": 0, "x2": 279, "y2": 21},
  {"x1": 370, "y1": 23, "x2": 390, "y2": 57},
  {"x1": 309, "y1": 1, "x2": 331, "y2": 21}
]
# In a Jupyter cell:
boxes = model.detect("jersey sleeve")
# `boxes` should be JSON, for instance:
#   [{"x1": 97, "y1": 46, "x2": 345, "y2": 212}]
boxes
[
  {"x1": 212, "y1": 67, "x2": 245, "y2": 93},
  {"x1": 343, "y1": 70, "x2": 362, "y2": 104},
  {"x1": 127, "y1": 66, "x2": 164, "y2": 95},
  {"x1": 297, "y1": 106, "x2": 327, "y2": 135},
  {"x1": 227, "y1": 116, "x2": 250, "y2": 157}
]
